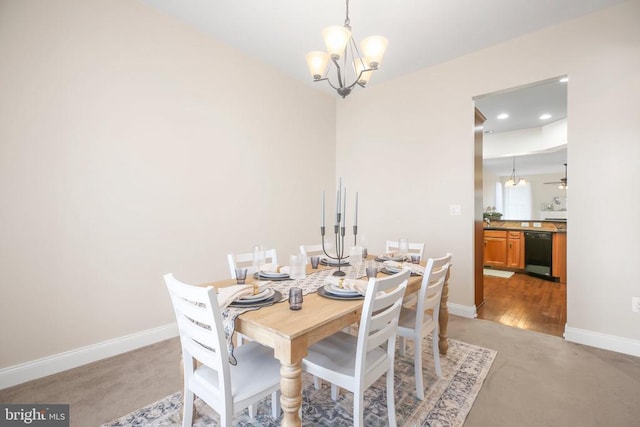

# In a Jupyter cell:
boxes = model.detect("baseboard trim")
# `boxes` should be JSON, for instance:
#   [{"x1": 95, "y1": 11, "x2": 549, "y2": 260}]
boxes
[
  {"x1": 564, "y1": 326, "x2": 640, "y2": 357},
  {"x1": 448, "y1": 302, "x2": 476, "y2": 319},
  {"x1": 0, "y1": 323, "x2": 178, "y2": 390}
]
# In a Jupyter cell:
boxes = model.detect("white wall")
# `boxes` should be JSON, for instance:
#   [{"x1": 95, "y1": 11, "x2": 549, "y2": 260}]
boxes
[
  {"x1": 337, "y1": 1, "x2": 640, "y2": 349},
  {"x1": 0, "y1": 0, "x2": 336, "y2": 369}
]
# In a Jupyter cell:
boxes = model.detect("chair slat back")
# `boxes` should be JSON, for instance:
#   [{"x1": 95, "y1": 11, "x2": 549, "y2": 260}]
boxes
[
  {"x1": 227, "y1": 248, "x2": 278, "y2": 277},
  {"x1": 164, "y1": 273, "x2": 230, "y2": 389},
  {"x1": 416, "y1": 253, "x2": 452, "y2": 324},
  {"x1": 299, "y1": 244, "x2": 324, "y2": 263},
  {"x1": 385, "y1": 240, "x2": 425, "y2": 258},
  {"x1": 356, "y1": 270, "x2": 409, "y2": 370}
]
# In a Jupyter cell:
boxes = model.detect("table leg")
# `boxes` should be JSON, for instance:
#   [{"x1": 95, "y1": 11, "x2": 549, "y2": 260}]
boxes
[
  {"x1": 280, "y1": 362, "x2": 303, "y2": 427},
  {"x1": 438, "y1": 266, "x2": 451, "y2": 355}
]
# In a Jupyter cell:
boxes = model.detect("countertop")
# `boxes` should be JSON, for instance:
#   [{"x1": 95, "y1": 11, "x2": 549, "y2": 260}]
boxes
[{"x1": 484, "y1": 220, "x2": 567, "y2": 233}]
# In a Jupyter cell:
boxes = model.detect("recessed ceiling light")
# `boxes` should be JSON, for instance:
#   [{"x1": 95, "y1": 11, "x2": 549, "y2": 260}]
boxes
[
  {"x1": 483, "y1": 129, "x2": 494, "y2": 134},
  {"x1": 540, "y1": 113, "x2": 552, "y2": 120},
  {"x1": 559, "y1": 77, "x2": 569, "y2": 83},
  {"x1": 497, "y1": 113, "x2": 509, "y2": 120}
]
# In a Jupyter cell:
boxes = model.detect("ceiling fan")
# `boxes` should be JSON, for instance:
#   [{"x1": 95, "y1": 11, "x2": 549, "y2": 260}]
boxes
[{"x1": 545, "y1": 163, "x2": 568, "y2": 189}]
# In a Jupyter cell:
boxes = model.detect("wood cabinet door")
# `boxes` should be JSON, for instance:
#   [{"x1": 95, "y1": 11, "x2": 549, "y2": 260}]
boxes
[
  {"x1": 507, "y1": 231, "x2": 524, "y2": 268},
  {"x1": 507, "y1": 237, "x2": 522, "y2": 268},
  {"x1": 484, "y1": 237, "x2": 507, "y2": 266}
]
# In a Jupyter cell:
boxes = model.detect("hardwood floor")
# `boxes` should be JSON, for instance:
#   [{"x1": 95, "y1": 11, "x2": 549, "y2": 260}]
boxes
[{"x1": 477, "y1": 272, "x2": 566, "y2": 337}]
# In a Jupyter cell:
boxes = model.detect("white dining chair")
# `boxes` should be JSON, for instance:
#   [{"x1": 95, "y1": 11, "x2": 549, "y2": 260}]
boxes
[
  {"x1": 385, "y1": 240, "x2": 425, "y2": 259},
  {"x1": 396, "y1": 253, "x2": 452, "y2": 400},
  {"x1": 164, "y1": 273, "x2": 281, "y2": 426},
  {"x1": 227, "y1": 248, "x2": 278, "y2": 278},
  {"x1": 299, "y1": 243, "x2": 324, "y2": 264},
  {"x1": 302, "y1": 269, "x2": 410, "y2": 427}
]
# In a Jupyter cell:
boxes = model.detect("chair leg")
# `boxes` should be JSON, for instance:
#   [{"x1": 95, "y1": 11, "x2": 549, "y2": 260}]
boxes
[
  {"x1": 399, "y1": 336, "x2": 406, "y2": 357},
  {"x1": 414, "y1": 335, "x2": 424, "y2": 400},
  {"x1": 271, "y1": 390, "x2": 281, "y2": 417},
  {"x1": 432, "y1": 330, "x2": 442, "y2": 377},
  {"x1": 331, "y1": 384, "x2": 340, "y2": 401},
  {"x1": 248, "y1": 404, "x2": 257, "y2": 418},
  {"x1": 313, "y1": 376, "x2": 321, "y2": 389},
  {"x1": 354, "y1": 388, "x2": 364, "y2": 427},
  {"x1": 386, "y1": 370, "x2": 397, "y2": 427},
  {"x1": 182, "y1": 388, "x2": 194, "y2": 427}
]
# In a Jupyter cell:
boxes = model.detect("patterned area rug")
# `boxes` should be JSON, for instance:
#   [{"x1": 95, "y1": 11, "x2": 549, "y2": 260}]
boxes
[{"x1": 104, "y1": 338, "x2": 496, "y2": 427}]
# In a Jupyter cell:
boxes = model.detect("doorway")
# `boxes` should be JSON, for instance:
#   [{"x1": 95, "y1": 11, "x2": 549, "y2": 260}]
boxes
[{"x1": 473, "y1": 77, "x2": 568, "y2": 337}]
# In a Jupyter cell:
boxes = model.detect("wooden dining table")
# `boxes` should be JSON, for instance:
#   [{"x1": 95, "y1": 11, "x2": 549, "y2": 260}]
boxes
[{"x1": 204, "y1": 258, "x2": 451, "y2": 427}]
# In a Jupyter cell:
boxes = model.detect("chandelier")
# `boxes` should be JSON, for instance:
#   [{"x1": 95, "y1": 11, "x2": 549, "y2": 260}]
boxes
[
  {"x1": 305, "y1": 0, "x2": 388, "y2": 98},
  {"x1": 505, "y1": 157, "x2": 527, "y2": 187}
]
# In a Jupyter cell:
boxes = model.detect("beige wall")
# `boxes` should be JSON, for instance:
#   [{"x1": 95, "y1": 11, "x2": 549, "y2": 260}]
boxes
[
  {"x1": 1, "y1": 0, "x2": 639, "y2": 373},
  {"x1": 336, "y1": 1, "x2": 640, "y2": 341},
  {"x1": 0, "y1": 0, "x2": 336, "y2": 368}
]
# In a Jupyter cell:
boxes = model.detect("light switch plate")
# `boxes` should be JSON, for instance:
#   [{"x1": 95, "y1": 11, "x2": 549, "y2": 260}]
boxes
[
  {"x1": 533, "y1": 222, "x2": 542, "y2": 227},
  {"x1": 632, "y1": 297, "x2": 640, "y2": 313},
  {"x1": 521, "y1": 222, "x2": 529, "y2": 227},
  {"x1": 449, "y1": 204, "x2": 461, "y2": 216}
]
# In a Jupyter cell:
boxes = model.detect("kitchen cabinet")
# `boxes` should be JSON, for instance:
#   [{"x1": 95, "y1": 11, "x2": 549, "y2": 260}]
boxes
[
  {"x1": 507, "y1": 231, "x2": 524, "y2": 268},
  {"x1": 552, "y1": 233, "x2": 567, "y2": 284},
  {"x1": 484, "y1": 230, "x2": 524, "y2": 268},
  {"x1": 484, "y1": 230, "x2": 507, "y2": 266}
]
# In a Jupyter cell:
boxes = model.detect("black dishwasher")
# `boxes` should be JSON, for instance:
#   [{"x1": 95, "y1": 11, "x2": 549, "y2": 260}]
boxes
[{"x1": 524, "y1": 231, "x2": 556, "y2": 281}]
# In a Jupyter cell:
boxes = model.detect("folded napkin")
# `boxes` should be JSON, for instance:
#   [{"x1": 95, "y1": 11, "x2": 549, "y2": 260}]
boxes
[
  {"x1": 259, "y1": 263, "x2": 290, "y2": 275},
  {"x1": 325, "y1": 276, "x2": 369, "y2": 295},
  {"x1": 381, "y1": 252, "x2": 411, "y2": 262},
  {"x1": 217, "y1": 285, "x2": 253, "y2": 309},
  {"x1": 383, "y1": 261, "x2": 424, "y2": 276}
]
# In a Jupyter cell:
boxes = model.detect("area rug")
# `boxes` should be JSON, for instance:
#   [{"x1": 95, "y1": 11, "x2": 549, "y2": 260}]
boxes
[
  {"x1": 483, "y1": 268, "x2": 514, "y2": 278},
  {"x1": 104, "y1": 338, "x2": 496, "y2": 427}
]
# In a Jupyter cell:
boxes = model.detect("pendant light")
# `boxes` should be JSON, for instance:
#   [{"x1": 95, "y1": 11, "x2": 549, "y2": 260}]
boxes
[{"x1": 505, "y1": 157, "x2": 526, "y2": 187}]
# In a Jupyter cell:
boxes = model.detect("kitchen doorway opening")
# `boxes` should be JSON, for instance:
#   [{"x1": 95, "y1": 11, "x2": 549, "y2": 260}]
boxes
[{"x1": 472, "y1": 76, "x2": 568, "y2": 337}]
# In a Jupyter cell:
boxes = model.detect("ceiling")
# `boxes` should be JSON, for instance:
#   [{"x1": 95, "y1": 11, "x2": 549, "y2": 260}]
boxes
[
  {"x1": 475, "y1": 78, "x2": 568, "y2": 176},
  {"x1": 139, "y1": 0, "x2": 622, "y2": 177},
  {"x1": 140, "y1": 0, "x2": 624, "y2": 92}
]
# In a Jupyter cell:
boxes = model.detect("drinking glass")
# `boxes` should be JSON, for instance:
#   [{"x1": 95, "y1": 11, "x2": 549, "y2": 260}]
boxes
[
  {"x1": 253, "y1": 245, "x2": 265, "y2": 277},
  {"x1": 310, "y1": 256, "x2": 320, "y2": 269},
  {"x1": 398, "y1": 238, "x2": 409, "y2": 255},
  {"x1": 365, "y1": 259, "x2": 378, "y2": 279},
  {"x1": 289, "y1": 287, "x2": 303, "y2": 310},
  {"x1": 289, "y1": 254, "x2": 306, "y2": 282},
  {"x1": 235, "y1": 268, "x2": 247, "y2": 284},
  {"x1": 350, "y1": 246, "x2": 363, "y2": 266}
]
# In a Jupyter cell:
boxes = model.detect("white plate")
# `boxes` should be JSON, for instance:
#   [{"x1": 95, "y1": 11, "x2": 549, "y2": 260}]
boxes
[
  {"x1": 238, "y1": 288, "x2": 275, "y2": 302},
  {"x1": 259, "y1": 271, "x2": 289, "y2": 278},
  {"x1": 325, "y1": 283, "x2": 361, "y2": 296},
  {"x1": 321, "y1": 257, "x2": 350, "y2": 266}
]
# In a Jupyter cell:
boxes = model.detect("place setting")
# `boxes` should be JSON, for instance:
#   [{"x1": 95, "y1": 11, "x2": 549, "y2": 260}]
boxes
[
  {"x1": 223, "y1": 268, "x2": 283, "y2": 308},
  {"x1": 229, "y1": 287, "x2": 283, "y2": 308},
  {"x1": 380, "y1": 259, "x2": 424, "y2": 276},
  {"x1": 253, "y1": 262, "x2": 291, "y2": 281},
  {"x1": 318, "y1": 276, "x2": 367, "y2": 300}
]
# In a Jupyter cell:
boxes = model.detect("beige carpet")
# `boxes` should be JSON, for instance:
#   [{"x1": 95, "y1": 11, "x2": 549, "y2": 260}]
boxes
[
  {"x1": 103, "y1": 338, "x2": 496, "y2": 426},
  {"x1": 2, "y1": 316, "x2": 640, "y2": 427}
]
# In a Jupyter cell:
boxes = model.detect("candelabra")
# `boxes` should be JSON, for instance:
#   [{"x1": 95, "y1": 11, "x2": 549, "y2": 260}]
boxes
[{"x1": 320, "y1": 180, "x2": 358, "y2": 277}]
